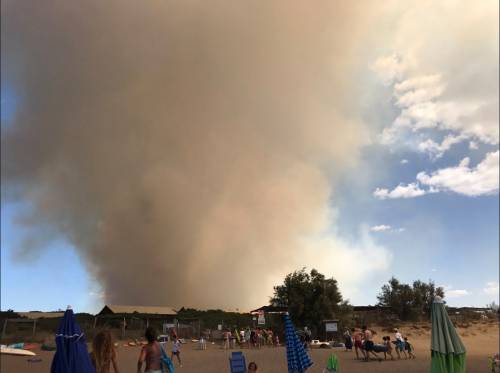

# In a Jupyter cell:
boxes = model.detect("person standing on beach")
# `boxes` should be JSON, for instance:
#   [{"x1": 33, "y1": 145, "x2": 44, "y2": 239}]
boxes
[
  {"x1": 362, "y1": 326, "x2": 380, "y2": 361},
  {"x1": 90, "y1": 330, "x2": 120, "y2": 373},
  {"x1": 404, "y1": 337, "x2": 416, "y2": 359},
  {"x1": 382, "y1": 336, "x2": 394, "y2": 360},
  {"x1": 171, "y1": 336, "x2": 183, "y2": 367},
  {"x1": 343, "y1": 328, "x2": 353, "y2": 351},
  {"x1": 137, "y1": 327, "x2": 161, "y2": 373},
  {"x1": 352, "y1": 328, "x2": 364, "y2": 360},
  {"x1": 394, "y1": 328, "x2": 407, "y2": 359},
  {"x1": 223, "y1": 330, "x2": 231, "y2": 350}
]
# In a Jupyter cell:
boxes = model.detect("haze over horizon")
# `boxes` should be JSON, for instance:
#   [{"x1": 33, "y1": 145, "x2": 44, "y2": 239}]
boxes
[{"x1": 1, "y1": 0, "x2": 498, "y2": 314}]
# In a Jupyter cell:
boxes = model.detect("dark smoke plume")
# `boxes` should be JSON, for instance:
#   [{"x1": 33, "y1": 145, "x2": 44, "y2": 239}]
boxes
[{"x1": 2, "y1": 1, "x2": 378, "y2": 308}]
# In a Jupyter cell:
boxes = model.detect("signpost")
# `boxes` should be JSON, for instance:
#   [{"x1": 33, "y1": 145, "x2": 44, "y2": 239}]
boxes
[
  {"x1": 323, "y1": 319, "x2": 340, "y2": 341},
  {"x1": 257, "y1": 311, "x2": 266, "y2": 325},
  {"x1": 325, "y1": 322, "x2": 337, "y2": 332}
]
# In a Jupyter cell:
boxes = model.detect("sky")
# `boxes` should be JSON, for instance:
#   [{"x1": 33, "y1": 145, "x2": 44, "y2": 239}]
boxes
[{"x1": 1, "y1": 0, "x2": 499, "y2": 314}]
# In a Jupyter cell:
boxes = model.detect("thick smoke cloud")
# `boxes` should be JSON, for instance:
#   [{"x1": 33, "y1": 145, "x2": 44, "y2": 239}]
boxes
[{"x1": 2, "y1": 1, "x2": 383, "y2": 308}]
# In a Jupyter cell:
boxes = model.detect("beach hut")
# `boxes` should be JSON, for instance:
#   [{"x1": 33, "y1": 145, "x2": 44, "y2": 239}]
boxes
[{"x1": 430, "y1": 296, "x2": 466, "y2": 373}]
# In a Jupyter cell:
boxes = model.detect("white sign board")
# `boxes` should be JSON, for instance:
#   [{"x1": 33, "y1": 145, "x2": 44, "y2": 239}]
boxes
[
  {"x1": 258, "y1": 311, "x2": 266, "y2": 325},
  {"x1": 325, "y1": 322, "x2": 337, "y2": 332},
  {"x1": 218, "y1": 324, "x2": 222, "y2": 331}
]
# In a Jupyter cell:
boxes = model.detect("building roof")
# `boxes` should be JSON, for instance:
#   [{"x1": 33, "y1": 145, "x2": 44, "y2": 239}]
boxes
[
  {"x1": 250, "y1": 306, "x2": 288, "y2": 314},
  {"x1": 98, "y1": 305, "x2": 177, "y2": 316},
  {"x1": 353, "y1": 306, "x2": 392, "y2": 311},
  {"x1": 17, "y1": 311, "x2": 65, "y2": 319}
]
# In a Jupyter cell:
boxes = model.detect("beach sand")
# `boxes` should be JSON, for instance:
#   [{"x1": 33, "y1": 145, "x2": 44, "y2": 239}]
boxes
[{"x1": 2, "y1": 322, "x2": 498, "y2": 372}]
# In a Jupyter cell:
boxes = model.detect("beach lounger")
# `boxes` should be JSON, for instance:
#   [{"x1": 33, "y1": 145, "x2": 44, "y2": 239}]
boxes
[{"x1": 229, "y1": 351, "x2": 247, "y2": 373}]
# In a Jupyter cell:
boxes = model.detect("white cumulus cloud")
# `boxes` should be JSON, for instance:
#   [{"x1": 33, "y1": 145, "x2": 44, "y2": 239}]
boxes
[
  {"x1": 370, "y1": 225, "x2": 405, "y2": 233},
  {"x1": 418, "y1": 134, "x2": 468, "y2": 159},
  {"x1": 483, "y1": 282, "x2": 499, "y2": 296},
  {"x1": 372, "y1": 1, "x2": 498, "y2": 155},
  {"x1": 375, "y1": 151, "x2": 499, "y2": 199},
  {"x1": 374, "y1": 183, "x2": 428, "y2": 199},
  {"x1": 417, "y1": 151, "x2": 499, "y2": 196},
  {"x1": 370, "y1": 224, "x2": 392, "y2": 232}
]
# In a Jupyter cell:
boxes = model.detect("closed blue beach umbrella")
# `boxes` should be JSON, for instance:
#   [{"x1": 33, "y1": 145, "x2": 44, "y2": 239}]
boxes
[
  {"x1": 51, "y1": 306, "x2": 96, "y2": 373},
  {"x1": 284, "y1": 314, "x2": 313, "y2": 373}
]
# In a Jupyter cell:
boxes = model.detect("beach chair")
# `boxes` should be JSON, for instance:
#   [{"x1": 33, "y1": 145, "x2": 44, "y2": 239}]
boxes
[{"x1": 229, "y1": 351, "x2": 247, "y2": 373}]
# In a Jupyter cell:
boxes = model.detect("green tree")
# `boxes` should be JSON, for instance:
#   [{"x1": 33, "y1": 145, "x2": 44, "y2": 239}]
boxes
[
  {"x1": 377, "y1": 277, "x2": 445, "y2": 320},
  {"x1": 270, "y1": 268, "x2": 347, "y2": 334},
  {"x1": 412, "y1": 280, "x2": 444, "y2": 316}
]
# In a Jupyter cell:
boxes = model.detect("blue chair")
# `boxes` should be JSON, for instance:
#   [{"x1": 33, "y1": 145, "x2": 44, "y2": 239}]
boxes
[{"x1": 229, "y1": 351, "x2": 247, "y2": 373}]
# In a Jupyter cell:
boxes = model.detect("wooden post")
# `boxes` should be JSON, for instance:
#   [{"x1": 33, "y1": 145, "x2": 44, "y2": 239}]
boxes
[
  {"x1": 2, "y1": 320, "x2": 8, "y2": 340},
  {"x1": 33, "y1": 320, "x2": 37, "y2": 337}
]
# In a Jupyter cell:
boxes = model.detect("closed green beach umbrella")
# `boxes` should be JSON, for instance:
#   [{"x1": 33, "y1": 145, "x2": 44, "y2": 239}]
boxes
[{"x1": 430, "y1": 296, "x2": 466, "y2": 373}]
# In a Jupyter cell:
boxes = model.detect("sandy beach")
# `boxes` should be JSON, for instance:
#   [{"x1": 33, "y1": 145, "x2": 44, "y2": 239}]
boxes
[{"x1": 2, "y1": 321, "x2": 498, "y2": 373}]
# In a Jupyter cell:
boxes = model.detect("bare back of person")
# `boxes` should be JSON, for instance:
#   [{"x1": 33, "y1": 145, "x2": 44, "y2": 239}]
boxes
[{"x1": 140, "y1": 342, "x2": 161, "y2": 372}]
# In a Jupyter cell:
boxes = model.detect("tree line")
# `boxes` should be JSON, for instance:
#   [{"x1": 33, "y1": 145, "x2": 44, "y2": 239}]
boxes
[{"x1": 270, "y1": 268, "x2": 447, "y2": 332}]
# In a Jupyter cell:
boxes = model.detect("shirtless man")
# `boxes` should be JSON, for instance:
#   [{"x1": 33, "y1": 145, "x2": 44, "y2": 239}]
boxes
[
  {"x1": 352, "y1": 328, "x2": 365, "y2": 360},
  {"x1": 137, "y1": 327, "x2": 162, "y2": 373},
  {"x1": 362, "y1": 325, "x2": 380, "y2": 361}
]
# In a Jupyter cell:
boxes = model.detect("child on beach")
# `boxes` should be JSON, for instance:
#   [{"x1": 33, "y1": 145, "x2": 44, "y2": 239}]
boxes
[
  {"x1": 382, "y1": 336, "x2": 394, "y2": 360},
  {"x1": 171, "y1": 336, "x2": 183, "y2": 367},
  {"x1": 274, "y1": 334, "x2": 280, "y2": 346},
  {"x1": 90, "y1": 330, "x2": 120, "y2": 373},
  {"x1": 404, "y1": 337, "x2": 416, "y2": 359}
]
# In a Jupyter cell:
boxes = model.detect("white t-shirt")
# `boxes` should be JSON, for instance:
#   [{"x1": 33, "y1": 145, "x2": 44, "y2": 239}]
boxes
[
  {"x1": 395, "y1": 332, "x2": 403, "y2": 341},
  {"x1": 172, "y1": 340, "x2": 181, "y2": 352}
]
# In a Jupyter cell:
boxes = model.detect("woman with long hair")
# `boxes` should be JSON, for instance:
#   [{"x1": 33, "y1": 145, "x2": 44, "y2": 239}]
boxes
[{"x1": 90, "y1": 330, "x2": 120, "y2": 373}]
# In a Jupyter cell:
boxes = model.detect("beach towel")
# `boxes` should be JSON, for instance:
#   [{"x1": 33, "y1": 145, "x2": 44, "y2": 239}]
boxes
[
  {"x1": 159, "y1": 343, "x2": 175, "y2": 373},
  {"x1": 325, "y1": 354, "x2": 338, "y2": 372}
]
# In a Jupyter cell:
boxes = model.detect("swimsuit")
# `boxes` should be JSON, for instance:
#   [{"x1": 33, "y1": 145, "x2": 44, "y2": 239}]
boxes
[{"x1": 364, "y1": 340, "x2": 374, "y2": 351}]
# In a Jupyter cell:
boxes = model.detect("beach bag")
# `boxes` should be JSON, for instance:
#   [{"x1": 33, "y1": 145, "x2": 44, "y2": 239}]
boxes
[{"x1": 159, "y1": 343, "x2": 175, "y2": 373}]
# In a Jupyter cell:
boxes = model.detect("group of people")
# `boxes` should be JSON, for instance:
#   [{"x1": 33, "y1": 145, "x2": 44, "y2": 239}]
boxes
[
  {"x1": 344, "y1": 326, "x2": 416, "y2": 362},
  {"x1": 222, "y1": 327, "x2": 280, "y2": 349},
  {"x1": 89, "y1": 327, "x2": 182, "y2": 373}
]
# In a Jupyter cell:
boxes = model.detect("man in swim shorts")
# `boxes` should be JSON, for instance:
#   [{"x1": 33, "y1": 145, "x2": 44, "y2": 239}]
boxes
[
  {"x1": 352, "y1": 328, "x2": 364, "y2": 360},
  {"x1": 362, "y1": 326, "x2": 380, "y2": 361}
]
